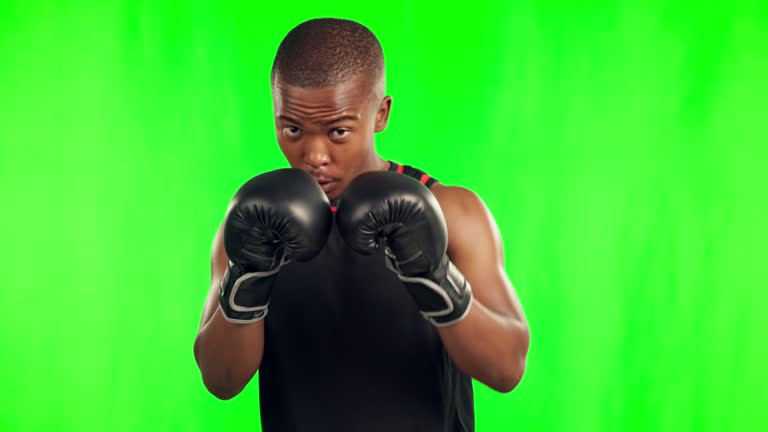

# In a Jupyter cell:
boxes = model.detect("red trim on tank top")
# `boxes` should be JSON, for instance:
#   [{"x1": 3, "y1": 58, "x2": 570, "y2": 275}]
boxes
[
  {"x1": 331, "y1": 206, "x2": 337, "y2": 213},
  {"x1": 419, "y1": 174, "x2": 430, "y2": 184},
  {"x1": 396, "y1": 165, "x2": 405, "y2": 174}
]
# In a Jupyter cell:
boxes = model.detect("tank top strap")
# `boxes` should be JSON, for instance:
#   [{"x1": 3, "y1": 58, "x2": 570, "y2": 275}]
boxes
[
  {"x1": 330, "y1": 162, "x2": 439, "y2": 212},
  {"x1": 387, "y1": 160, "x2": 439, "y2": 189}
]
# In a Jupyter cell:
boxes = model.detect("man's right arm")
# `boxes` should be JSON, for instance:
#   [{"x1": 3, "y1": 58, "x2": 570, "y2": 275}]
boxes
[
  {"x1": 193, "y1": 222, "x2": 265, "y2": 400},
  {"x1": 193, "y1": 169, "x2": 333, "y2": 400}
]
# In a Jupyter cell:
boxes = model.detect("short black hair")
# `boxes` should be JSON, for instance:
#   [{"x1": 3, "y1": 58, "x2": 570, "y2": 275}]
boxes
[{"x1": 271, "y1": 18, "x2": 384, "y2": 88}]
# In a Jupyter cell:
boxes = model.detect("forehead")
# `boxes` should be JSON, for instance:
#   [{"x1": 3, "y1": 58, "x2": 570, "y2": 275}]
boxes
[{"x1": 272, "y1": 75, "x2": 374, "y2": 114}]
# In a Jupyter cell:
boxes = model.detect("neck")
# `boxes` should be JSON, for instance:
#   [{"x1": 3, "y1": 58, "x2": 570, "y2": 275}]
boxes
[{"x1": 363, "y1": 152, "x2": 389, "y2": 172}]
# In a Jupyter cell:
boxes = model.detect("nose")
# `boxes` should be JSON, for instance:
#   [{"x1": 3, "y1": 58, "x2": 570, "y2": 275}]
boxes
[{"x1": 302, "y1": 139, "x2": 331, "y2": 170}]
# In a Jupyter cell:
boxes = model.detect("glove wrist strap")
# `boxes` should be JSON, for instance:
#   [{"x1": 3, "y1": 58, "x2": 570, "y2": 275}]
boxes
[
  {"x1": 218, "y1": 253, "x2": 289, "y2": 324},
  {"x1": 386, "y1": 252, "x2": 473, "y2": 327}
]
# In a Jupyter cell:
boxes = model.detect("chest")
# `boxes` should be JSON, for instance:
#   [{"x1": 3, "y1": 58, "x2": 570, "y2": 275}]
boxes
[{"x1": 266, "y1": 223, "x2": 442, "y2": 362}]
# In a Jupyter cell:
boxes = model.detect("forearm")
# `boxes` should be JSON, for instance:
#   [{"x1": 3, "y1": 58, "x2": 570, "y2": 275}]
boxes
[
  {"x1": 437, "y1": 298, "x2": 529, "y2": 393},
  {"x1": 193, "y1": 306, "x2": 265, "y2": 400}
]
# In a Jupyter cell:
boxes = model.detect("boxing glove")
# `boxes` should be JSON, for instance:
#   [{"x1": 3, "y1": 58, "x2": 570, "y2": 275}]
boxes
[
  {"x1": 219, "y1": 168, "x2": 332, "y2": 323},
  {"x1": 336, "y1": 171, "x2": 472, "y2": 326}
]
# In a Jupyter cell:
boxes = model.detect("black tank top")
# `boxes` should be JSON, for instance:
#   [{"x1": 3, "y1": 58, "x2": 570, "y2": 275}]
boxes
[{"x1": 259, "y1": 161, "x2": 474, "y2": 432}]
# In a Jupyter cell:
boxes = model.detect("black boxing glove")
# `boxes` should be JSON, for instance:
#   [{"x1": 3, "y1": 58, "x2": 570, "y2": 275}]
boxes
[
  {"x1": 336, "y1": 171, "x2": 473, "y2": 326},
  {"x1": 219, "y1": 169, "x2": 332, "y2": 323}
]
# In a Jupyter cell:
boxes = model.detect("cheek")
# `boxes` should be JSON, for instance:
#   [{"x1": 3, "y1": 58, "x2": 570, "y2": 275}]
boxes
[
  {"x1": 277, "y1": 140, "x2": 302, "y2": 166},
  {"x1": 332, "y1": 141, "x2": 365, "y2": 166}
]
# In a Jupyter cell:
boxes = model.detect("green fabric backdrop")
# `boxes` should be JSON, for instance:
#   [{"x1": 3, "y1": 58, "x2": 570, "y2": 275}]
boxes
[{"x1": 1, "y1": 1, "x2": 766, "y2": 430}]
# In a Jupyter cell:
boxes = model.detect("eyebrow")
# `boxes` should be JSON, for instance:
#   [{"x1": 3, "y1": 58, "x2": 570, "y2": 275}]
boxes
[
  {"x1": 323, "y1": 115, "x2": 359, "y2": 126},
  {"x1": 278, "y1": 114, "x2": 360, "y2": 126}
]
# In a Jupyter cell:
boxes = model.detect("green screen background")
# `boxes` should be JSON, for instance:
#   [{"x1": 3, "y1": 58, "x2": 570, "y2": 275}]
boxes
[{"x1": 1, "y1": 1, "x2": 766, "y2": 430}]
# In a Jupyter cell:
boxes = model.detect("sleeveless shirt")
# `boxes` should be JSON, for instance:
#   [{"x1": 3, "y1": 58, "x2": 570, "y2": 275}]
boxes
[{"x1": 258, "y1": 161, "x2": 474, "y2": 432}]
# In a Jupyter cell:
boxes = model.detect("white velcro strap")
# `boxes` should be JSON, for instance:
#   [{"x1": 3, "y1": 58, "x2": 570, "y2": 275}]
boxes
[
  {"x1": 219, "y1": 304, "x2": 268, "y2": 324},
  {"x1": 224, "y1": 252, "x2": 290, "y2": 313},
  {"x1": 428, "y1": 297, "x2": 473, "y2": 327},
  {"x1": 395, "y1": 273, "x2": 455, "y2": 317},
  {"x1": 384, "y1": 251, "x2": 454, "y2": 317}
]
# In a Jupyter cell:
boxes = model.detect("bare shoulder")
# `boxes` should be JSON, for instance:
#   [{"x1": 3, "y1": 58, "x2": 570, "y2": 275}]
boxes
[
  {"x1": 430, "y1": 183, "x2": 492, "y2": 229},
  {"x1": 429, "y1": 183, "x2": 519, "y2": 317},
  {"x1": 431, "y1": 183, "x2": 483, "y2": 213},
  {"x1": 429, "y1": 183, "x2": 501, "y2": 258}
]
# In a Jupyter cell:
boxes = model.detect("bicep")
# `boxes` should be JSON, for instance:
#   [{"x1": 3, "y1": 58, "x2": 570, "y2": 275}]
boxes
[
  {"x1": 199, "y1": 221, "x2": 229, "y2": 329},
  {"x1": 440, "y1": 187, "x2": 525, "y2": 322}
]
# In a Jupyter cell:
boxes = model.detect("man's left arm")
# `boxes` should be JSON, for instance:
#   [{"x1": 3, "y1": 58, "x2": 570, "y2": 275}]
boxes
[{"x1": 432, "y1": 184, "x2": 530, "y2": 393}]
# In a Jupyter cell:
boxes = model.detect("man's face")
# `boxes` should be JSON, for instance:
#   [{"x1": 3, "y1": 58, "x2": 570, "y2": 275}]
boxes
[{"x1": 272, "y1": 74, "x2": 391, "y2": 201}]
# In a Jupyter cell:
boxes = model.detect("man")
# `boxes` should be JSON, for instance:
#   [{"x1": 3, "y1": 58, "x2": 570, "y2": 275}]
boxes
[{"x1": 193, "y1": 18, "x2": 529, "y2": 431}]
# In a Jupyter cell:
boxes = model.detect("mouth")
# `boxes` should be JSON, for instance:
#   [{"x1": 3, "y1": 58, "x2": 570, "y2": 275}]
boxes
[{"x1": 312, "y1": 176, "x2": 338, "y2": 193}]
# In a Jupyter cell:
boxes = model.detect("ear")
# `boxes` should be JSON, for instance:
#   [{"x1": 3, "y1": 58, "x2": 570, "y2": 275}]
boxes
[{"x1": 374, "y1": 96, "x2": 392, "y2": 132}]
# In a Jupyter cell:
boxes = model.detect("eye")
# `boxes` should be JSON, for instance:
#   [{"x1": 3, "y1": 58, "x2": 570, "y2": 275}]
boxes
[
  {"x1": 282, "y1": 126, "x2": 301, "y2": 138},
  {"x1": 331, "y1": 128, "x2": 350, "y2": 139}
]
